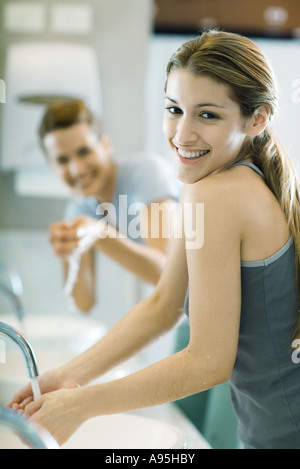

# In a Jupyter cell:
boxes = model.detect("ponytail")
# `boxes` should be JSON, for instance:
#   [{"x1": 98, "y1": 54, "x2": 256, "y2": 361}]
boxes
[{"x1": 248, "y1": 127, "x2": 300, "y2": 336}]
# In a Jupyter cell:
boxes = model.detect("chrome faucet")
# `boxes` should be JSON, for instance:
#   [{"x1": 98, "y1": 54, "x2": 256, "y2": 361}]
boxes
[
  {"x1": 0, "y1": 322, "x2": 38, "y2": 379},
  {"x1": 0, "y1": 281, "x2": 25, "y2": 323},
  {"x1": 0, "y1": 406, "x2": 60, "y2": 449}
]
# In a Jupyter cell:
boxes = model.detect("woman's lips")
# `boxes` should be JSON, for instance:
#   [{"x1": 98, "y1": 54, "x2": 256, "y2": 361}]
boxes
[{"x1": 175, "y1": 147, "x2": 210, "y2": 165}]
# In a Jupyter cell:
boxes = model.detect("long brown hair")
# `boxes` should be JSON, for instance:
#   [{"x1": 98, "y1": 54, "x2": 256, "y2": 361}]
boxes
[{"x1": 166, "y1": 30, "x2": 300, "y2": 334}]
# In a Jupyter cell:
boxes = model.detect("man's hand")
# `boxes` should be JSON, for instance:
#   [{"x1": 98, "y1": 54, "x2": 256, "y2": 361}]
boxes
[{"x1": 49, "y1": 216, "x2": 100, "y2": 259}]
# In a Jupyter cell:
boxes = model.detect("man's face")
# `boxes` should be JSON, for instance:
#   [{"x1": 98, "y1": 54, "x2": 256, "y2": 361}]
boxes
[{"x1": 44, "y1": 122, "x2": 114, "y2": 198}]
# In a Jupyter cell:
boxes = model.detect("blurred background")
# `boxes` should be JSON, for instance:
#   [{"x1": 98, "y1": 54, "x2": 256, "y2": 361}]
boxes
[{"x1": 0, "y1": 0, "x2": 299, "y2": 342}]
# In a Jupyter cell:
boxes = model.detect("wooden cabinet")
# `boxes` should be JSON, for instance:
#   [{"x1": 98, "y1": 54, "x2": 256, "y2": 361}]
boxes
[{"x1": 154, "y1": 0, "x2": 300, "y2": 36}]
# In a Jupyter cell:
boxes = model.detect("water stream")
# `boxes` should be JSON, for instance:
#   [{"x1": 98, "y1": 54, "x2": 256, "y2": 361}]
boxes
[{"x1": 30, "y1": 377, "x2": 41, "y2": 401}]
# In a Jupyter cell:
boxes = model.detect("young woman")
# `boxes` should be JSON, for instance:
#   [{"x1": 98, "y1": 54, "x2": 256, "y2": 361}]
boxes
[{"x1": 9, "y1": 30, "x2": 300, "y2": 449}]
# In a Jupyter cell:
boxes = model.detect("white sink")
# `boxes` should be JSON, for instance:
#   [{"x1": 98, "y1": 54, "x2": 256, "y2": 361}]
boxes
[
  {"x1": 0, "y1": 413, "x2": 187, "y2": 449},
  {"x1": 64, "y1": 413, "x2": 187, "y2": 449}
]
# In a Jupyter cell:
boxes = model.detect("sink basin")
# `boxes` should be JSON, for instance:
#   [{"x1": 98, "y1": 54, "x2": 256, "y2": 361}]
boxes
[
  {"x1": 0, "y1": 413, "x2": 187, "y2": 449},
  {"x1": 64, "y1": 413, "x2": 187, "y2": 449}
]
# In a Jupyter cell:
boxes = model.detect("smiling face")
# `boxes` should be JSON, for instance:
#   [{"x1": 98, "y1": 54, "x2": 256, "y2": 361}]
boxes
[
  {"x1": 163, "y1": 69, "x2": 252, "y2": 184},
  {"x1": 43, "y1": 122, "x2": 115, "y2": 200}
]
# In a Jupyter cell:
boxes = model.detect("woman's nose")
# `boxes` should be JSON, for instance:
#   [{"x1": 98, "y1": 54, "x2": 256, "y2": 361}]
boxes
[{"x1": 176, "y1": 116, "x2": 199, "y2": 145}]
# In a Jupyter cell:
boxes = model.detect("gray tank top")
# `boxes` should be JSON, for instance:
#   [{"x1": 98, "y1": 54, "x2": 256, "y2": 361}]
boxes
[{"x1": 184, "y1": 161, "x2": 300, "y2": 449}]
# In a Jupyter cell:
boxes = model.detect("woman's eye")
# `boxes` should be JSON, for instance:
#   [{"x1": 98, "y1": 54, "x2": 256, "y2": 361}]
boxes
[
  {"x1": 201, "y1": 112, "x2": 218, "y2": 120},
  {"x1": 166, "y1": 106, "x2": 182, "y2": 115}
]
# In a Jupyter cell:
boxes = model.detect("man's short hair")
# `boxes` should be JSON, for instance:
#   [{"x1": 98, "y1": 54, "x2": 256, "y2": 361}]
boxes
[{"x1": 38, "y1": 99, "x2": 104, "y2": 146}]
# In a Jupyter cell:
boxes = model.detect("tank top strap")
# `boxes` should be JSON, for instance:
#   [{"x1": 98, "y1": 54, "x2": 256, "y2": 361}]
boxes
[{"x1": 227, "y1": 161, "x2": 265, "y2": 180}]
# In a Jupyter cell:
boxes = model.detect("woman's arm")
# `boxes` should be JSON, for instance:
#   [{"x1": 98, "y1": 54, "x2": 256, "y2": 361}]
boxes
[
  {"x1": 8, "y1": 209, "x2": 188, "y2": 407},
  {"x1": 77, "y1": 177, "x2": 242, "y2": 402},
  {"x1": 23, "y1": 178, "x2": 243, "y2": 445}
]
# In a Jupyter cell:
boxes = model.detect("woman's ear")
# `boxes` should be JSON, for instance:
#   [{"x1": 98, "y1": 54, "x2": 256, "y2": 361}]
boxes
[{"x1": 246, "y1": 105, "x2": 270, "y2": 136}]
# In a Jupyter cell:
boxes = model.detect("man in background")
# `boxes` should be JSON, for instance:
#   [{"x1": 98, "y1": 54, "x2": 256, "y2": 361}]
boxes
[{"x1": 39, "y1": 99, "x2": 180, "y2": 313}]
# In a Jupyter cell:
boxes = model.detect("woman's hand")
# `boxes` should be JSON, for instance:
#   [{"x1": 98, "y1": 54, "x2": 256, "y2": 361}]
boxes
[
  {"x1": 6, "y1": 367, "x2": 80, "y2": 412},
  {"x1": 25, "y1": 388, "x2": 84, "y2": 447}
]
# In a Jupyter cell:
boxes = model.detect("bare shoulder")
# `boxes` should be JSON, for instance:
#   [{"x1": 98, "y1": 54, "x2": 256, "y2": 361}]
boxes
[
  {"x1": 182, "y1": 169, "x2": 248, "y2": 233},
  {"x1": 183, "y1": 164, "x2": 281, "y2": 221},
  {"x1": 183, "y1": 165, "x2": 289, "y2": 261}
]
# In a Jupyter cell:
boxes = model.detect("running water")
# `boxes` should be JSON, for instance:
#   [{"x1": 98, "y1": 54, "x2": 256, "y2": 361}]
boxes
[
  {"x1": 63, "y1": 249, "x2": 81, "y2": 311},
  {"x1": 30, "y1": 377, "x2": 41, "y2": 401},
  {"x1": 63, "y1": 227, "x2": 94, "y2": 312}
]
